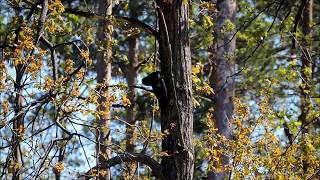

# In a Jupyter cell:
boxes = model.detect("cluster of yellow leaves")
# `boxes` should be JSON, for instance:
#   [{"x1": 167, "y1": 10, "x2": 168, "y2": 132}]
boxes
[
  {"x1": 64, "y1": 59, "x2": 74, "y2": 73},
  {"x1": 4, "y1": 26, "x2": 49, "y2": 81},
  {"x1": 79, "y1": 83, "x2": 135, "y2": 119},
  {"x1": 203, "y1": 95, "x2": 320, "y2": 179},
  {"x1": 87, "y1": 90, "x2": 99, "y2": 105},
  {"x1": 221, "y1": 19, "x2": 235, "y2": 34},
  {"x1": 46, "y1": 0, "x2": 66, "y2": 34},
  {"x1": 192, "y1": 63, "x2": 214, "y2": 99},
  {"x1": 75, "y1": 69, "x2": 86, "y2": 80},
  {"x1": 8, "y1": 160, "x2": 21, "y2": 174},
  {"x1": 7, "y1": 26, "x2": 36, "y2": 66},
  {"x1": 202, "y1": 15, "x2": 214, "y2": 29},
  {"x1": 88, "y1": 169, "x2": 108, "y2": 178},
  {"x1": 258, "y1": 97, "x2": 269, "y2": 114},
  {"x1": 1, "y1": 100, "x2": 9, "y2": 114},
  {"x1": 199, "y1": 1, "x2": 216, "y2": 11},
  {"x1": 83, "y1": 25, "x2": 94, "y2": 45},
  {"x1": 122, "y1": 95, "x2": 131, "y2": 107},
  {"x1": 233, "y1": 97, "x2": 250, "y2": 119},
  {"x1": 19, "y1": 26, "x2": 35, "y2": 50},
  {"x1": 80, "y1": 50, "x2": 92, "y2": 66},
  {"x1": 124, "y1": 27, "x2": 140, "y2": 37},
  {"x1": 95, "y1": 91, "x2": 117, "y2": 119},
  {"x1": 26, "y1": 55, "x2": 43, "y2": 78},
  {"x1": 0, "y1": 62, "x2": 7, "y2": 90},
  {"x1": 53, "y1": 161, "x2": 64, "y2": 174},
  {"x1": 43, "y1": 76, "x2": 54, "y2": 92},
  {"x1": 16, "y1": 125, "x2": 26, "y2": 138},
  {"x1": 48, "y1": 0, "x2": 65, "y2": 15}
]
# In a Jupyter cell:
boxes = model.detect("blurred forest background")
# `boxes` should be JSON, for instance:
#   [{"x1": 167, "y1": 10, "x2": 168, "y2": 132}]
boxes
[{"x1": 0, "y1": 0, "x2": 319, "y2": 179}]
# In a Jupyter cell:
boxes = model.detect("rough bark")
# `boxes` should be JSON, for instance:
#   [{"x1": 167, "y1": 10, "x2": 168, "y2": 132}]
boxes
[
  {"x1": 298, "y1": 0, "x2": 313, "y2": 174},
  {"x1": 208, "y1": 0, "x2": 236, "y2": 179},
  {"x1": 95, "y1": 0, "x2": 113, "y2": 179},
  {"x1": 157, "y1": 1, "x2": 194, "y2": 179}
]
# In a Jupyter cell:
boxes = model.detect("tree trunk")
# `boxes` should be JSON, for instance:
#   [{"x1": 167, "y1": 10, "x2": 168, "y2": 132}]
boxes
[
  {"x1": 124, "y1": 36, "x2": 139, "y2": 178},
  {"x1": 208, "y1": 0, "x2": 236, "y2": 179},
  {"x1": 299, "y1": 0, "x2": 313, "y2": 175},
  {"x1": 124, "y1": 2, "x2": 140, "y2": 178},
  {"x1": 125, "y1": 37, "x2": 139, "y2": 152},
  {"x1": 95, "y1": 0, "x2": 113, "y2": 179},
  {"x1": 157, "y1": 1, "x2": 194, "y2": 179}
]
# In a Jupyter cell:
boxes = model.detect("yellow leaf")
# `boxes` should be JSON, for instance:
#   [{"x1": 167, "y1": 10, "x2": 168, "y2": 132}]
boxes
[
  {"x1": 192, "y1": 66, "x2": 200, "y2": 75},
  {"x1": 192, "y1": 76, "x2": 200, "y2": 83},
  {"x1": 122, "y1": 95, "x2": 131, "y2": 107},
  {"x1": 123, "y1": 3, "x2": 129, "y2": 11},
  {"x1": 1, "y1": 100, "x2": 9, "y2": 113},
  {"x1": 275, "y1": 147, "x2": 281, "y2": 156},
  {"x1": 203, "y1": 15, "x2": 214, "y2": 28},
  {"x1": 53, "y1": 161, "x2": 64, "y2": 174}
]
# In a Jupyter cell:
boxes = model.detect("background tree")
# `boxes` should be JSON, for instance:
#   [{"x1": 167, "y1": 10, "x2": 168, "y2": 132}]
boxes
[
  {"x1": 95, "y1": 0, "x2": 113, "y2": 179},
  {"x1": 208, "y1": 0, "x2": 236, "y2": 179}
]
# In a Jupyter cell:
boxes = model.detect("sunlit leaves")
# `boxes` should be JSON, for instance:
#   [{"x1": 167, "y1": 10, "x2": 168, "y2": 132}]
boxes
[
  {"x1": 53, "y1": 161, "x2": 64, "y2": 174},
  {"x1": 221, "y1": 19, "x2": 235, "y2": 34},
  {"x1": 1, "y1": 100, "x2": 9, "y2": 114},
  {"x1": 43, "y1": 76, "x2": 54, "y2": 92},
  {"x1": 192, "y1": 63, "x2": 214, "y2": 97},
  {"x1": 199, "y1": 1, "x2": 216, "y2": 11},
  {"x1": 80, "y1": 50, "x2": 92, "y2": 65},
  {"x1": 0, "y1": 62, "x2": 7, "y2": 90},
  {"x1": 8, "y1": 160, "x2": 21, "y2": 174},
  {"x1": 202, "y1": 15, "x2": 214, "y2": 29},
  {"x1": 64, "y1": 59, "x2": 74, "y2": 73},
  {"x1": 124, "y1": 27, "x2": 140, "y2": 38},
  {"x1": 48, "y1": 0, "x2": 65, "y2": 15},
  {"x1": 202, "y1": 91, "x2": 320, "y2": 179},
  {"x1": 122, "y1": 95, "x2": 131, "y2": 107},
  {"x1": 234, "y1": 98, "x2": 250, "y2": 119}
]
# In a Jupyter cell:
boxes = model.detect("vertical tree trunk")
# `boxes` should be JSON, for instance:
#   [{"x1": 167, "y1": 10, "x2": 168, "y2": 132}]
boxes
[
  {"x1": 299, "y1": 0, "x2": 313, "y2": 175},
  {"x1": 124, "y1": 3, "x2": 140, "y2": 177},
  {"x1": 125, "y1": 37, "x2": 139, "y2": 153},
  {"x1": 157, "y1": 1, "x2": 194, "y2": 179},
  {"x1": 124, "y1": 2, "x2": 140, "y2": 177},
  {"x1": 96, "y1": 0, "x2": 113, "y2": 179},
  {"x1": 208, "y1": 0, "x2": 236, "y2": 179},
  {"x1": 125, "y1": 0, "x2": 140, "y2": 155},
  {"x1": 124, "y1": 36, "x2": 139, "y2": 178}
]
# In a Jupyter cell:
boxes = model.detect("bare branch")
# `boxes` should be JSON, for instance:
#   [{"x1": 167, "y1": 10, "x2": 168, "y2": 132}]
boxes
[
  {"x1": 135, "y1": 53, "x2": 155, "y2": 69},
  {"x1": 63, "y1": 8, "x2": 159, "y2": 38},
  {"x1": 80, "y1": 153, "x2": 163, "y2": 179},
  {"x1": 34, "y1": 136, "x2": 72, "y2": 179}
]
